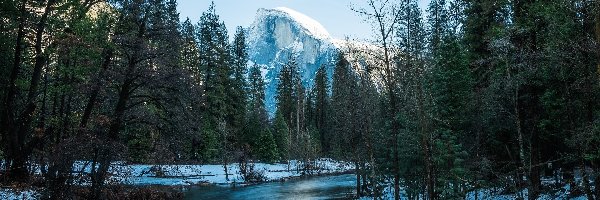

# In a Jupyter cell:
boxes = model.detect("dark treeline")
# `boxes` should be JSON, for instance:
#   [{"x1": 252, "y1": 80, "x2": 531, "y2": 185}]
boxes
[
  {"x1": 0, "y1": 0, "x2": 599, "y2": 199},
  {"x1": 344, "y1": 0, "x2": 600, "y2": 199}
]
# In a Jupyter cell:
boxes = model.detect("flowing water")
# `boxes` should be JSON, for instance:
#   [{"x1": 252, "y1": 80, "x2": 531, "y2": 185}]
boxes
[{"x1": 183, "y1": 174, "x2": 356, "y2": 200}]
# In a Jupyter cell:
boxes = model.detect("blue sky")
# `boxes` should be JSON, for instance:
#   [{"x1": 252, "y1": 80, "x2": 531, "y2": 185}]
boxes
[{"x1": 176, "y1": 0, "x2": 430, "y2": 41}]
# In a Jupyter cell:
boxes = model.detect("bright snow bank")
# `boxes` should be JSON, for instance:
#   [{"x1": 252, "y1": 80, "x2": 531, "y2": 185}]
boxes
[
  {"x1": 118, "y1": 158, "x2": 353, "y2": 186},
  {"x1": 0, "y1": 159, "x2": 351, "y2": 199},
  {"x1": 0, "y1": 189, "x2": 39, "y2": 200},
  {"x1": 67, "y1": 158, "x2": 353, "y2": 186}
]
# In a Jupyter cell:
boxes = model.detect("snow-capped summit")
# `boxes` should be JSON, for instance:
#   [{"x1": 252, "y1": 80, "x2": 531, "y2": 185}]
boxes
[
  {"x1": 270, "y1": 7, "x2": 331, "y2": 40},
  {"x1": 247, "y1": 7, "x2": 340, "y2": 115},
  {"x1": 247, "y1": 7, "x2": 378, "y2": 116}
]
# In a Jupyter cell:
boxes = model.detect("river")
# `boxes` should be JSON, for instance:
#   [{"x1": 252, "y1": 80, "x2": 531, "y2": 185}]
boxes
[{"x1": 183, "y1": 174, "x2": 357, "y2": 200}]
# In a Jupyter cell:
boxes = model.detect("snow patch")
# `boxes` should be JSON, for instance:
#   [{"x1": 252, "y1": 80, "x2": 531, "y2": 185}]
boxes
[
  {"x1": 63, "y1": 159, "x2": 353, "y2": 186},
  {"x1": 273, "y1": 17, "x2": 295, "y2": 49},
  {"x1": 0, "y1": 189, "x2": 39, "y2": 200},
  {"x1": 272, "y1": 7, "x2": 331, "y2": 40}
]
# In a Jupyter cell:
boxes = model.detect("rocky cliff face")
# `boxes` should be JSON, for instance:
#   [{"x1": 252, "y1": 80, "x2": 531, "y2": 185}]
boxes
[{"x1": 247, "y1": 7, "x2": 339, "y2": 115}]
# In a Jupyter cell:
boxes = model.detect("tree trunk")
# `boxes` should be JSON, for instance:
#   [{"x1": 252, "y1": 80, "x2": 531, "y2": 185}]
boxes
[
  {"x1": 593, "y1": 12, "x2": 600, "y2": 200},
  {"x1": 296, "y1": 88, "x2": 300, "y2": 160},
  {"x1": 1, "y1": 0, "x2": 26, "y2": 183},
  {"x1": 89, "y1": 59, "x2": 135, "y2": 199},
  {"x1": 528, "y1": 130, "x2": 540, "y2": 200},
  {"x1": 81, "y1": 49, "x2": 113, "y2": 128},
  {"x1": 361, "y1": 162, "x2": 368, "y2": 194},
  {"x1": 90, "y1": 34, "x2": 139, "y2": 199},
  {"x1": 223, "y1": 124, "x2": 230, "y2": 182},
  {"x1": 594, "y1": 169, "x2": 599, "y2": 200},
  {"x1": 6, "y1": 0, "x2": 56, "y2": 181},
  {"x1": 387, "y1": 55, "x2": 399, "y2": 200},
  {"x1": 363, "y1": 106, "x2": 378, "y2": 197},
  {"x1": 108, "y1": 54, "x2": 137, "y2": 139},
  {"x1": 90, "y1": 148, "x2": 112, "y2": 200},
  {"x1": 512, "y1": 66, "x2": 528, "y2": 197},
  {"x1": 356, "y1": 162, "x2": 362, "y2": 197},
  {"x1": 580, "y1": 161, "x2": 594, "y2": 200},
  {"x1": 596, "y1": 12, "x2": 600, "y2": 75},
  {"x1": 418, "y1": 87, "x2": 435, "y2": 200},
  {"x1": 224, "y1": 162, "x2": 229, "y2": 182}
]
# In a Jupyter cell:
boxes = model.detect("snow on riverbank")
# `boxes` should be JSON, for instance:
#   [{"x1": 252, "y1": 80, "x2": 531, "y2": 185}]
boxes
[
  {"x1": 64, "y1": 158, "x2": 353, "y2": 186},
  {"x1": 114, "y1": 158, "x2": 353, "y2": 186},
  {"x1": 0, "y1": 158, "x2": 353, "y2": 199},
  {"x1": 0, "y1": 189, "x2": 39, "y2": 200}
]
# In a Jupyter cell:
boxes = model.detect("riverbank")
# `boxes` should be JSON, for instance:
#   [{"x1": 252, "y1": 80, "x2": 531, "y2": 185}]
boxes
[
  {"x1": 0, "y1": 158, "x2": 354, "y2": 199},
  {"x1": 113, "y1": 158, "x2": 354, "y2": 186}
]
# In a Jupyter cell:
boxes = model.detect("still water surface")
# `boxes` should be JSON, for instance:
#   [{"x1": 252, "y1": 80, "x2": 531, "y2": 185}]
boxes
[{"x1": 184, "y1": 174, "x2": 356, "y2": 200}]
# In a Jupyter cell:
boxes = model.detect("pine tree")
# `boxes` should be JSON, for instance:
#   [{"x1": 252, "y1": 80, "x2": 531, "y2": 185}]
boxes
[
  {"x1": 312, "y1": 65, "x2": 330, "y2": 155},
  {"x1": 429, "y1": 37, "x2": 473, "y2": 199},
  {"x1": 425, "y1": 0, "x2": 474, "y2": 198},
  {"x1": 305, "y1": 89, "x2": 316, "y2": 128},
  {"x1": 331, "y1": 51, "x2": 380, "y2": 196},
  {"x1": 330, "y1": 52, "x2": 356, "y2": 160},
  {"x1": 248, "y1": 64, "x2": 266, "y2": 114},
  {"x1": 397, "y1": 1, "x2": 433, "y2": 199},
  {"x1": 276, "y1": 56, "x2": 307, "y2": 159},
  {"x1": 180, "y1": 18, "x2": 201, "y2": 84},
  {"x1": 293, "y1": 77, "x2": 308, "y2": 160},
  {"x1": 177, "y1": 17, "x2": 205, "y2": 160},
  {"x1": 245, "y1": 64, "x2": 269, "y2": 152},
  {"x1": 276, "y1": 56, "x2": 300, "y2": 128},
  {"x1": 461, "y1": 2, "x2": 510, "y2": 188},
  {"x1": 427, "y1": 0, "x2": 448, "y2": 52},
  {"x1": 229, "y1": 26, "x2": 248, "y2": 144},
  {"x1": 257, "y1": 129, "x2": 279, "y2": 163},
  {"x1": 196, "y1": 2, "x2": 232, "y2": 162},
  {"x1": 354, "y1": 1, "x2": 425, "y2": 198},
  {"x1": 272, "y1": 111, "x2": 290, "y2": 160}
]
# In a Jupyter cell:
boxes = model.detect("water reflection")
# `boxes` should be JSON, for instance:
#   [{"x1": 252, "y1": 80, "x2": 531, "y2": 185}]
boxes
[{"x1": 184, "y1": 174, "x2": 356, "y2": 200}]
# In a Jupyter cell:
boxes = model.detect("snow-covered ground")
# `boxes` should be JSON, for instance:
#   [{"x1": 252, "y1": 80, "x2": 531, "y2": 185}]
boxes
[
  {"x1": 362, "y1": 187, "x2": 590, "y2": 200},
  {"x1": 359, "y1": 176, "x2": 593, "y2": 200},
  {"x1": 0, "y1": 189, "x2": 39, "y2": 200},
  {"x1": 464, "y1": 187, "x2": 588, "y2": 200},
  {"x1": 18, "y1": 158, "x2": 350, "y2": 186},
  {"x1": 0, "y1": 158, "x2": 353, "y2": 199},
  {"x1": 110, "y1": 158, "x2": 354, "y2": 186},
  {"x1": 3, "y1": 160, "x2": 594, "y2": 199},
  {"x1": 18, "y1": 158, "x2": 354, "y2": 186}
]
